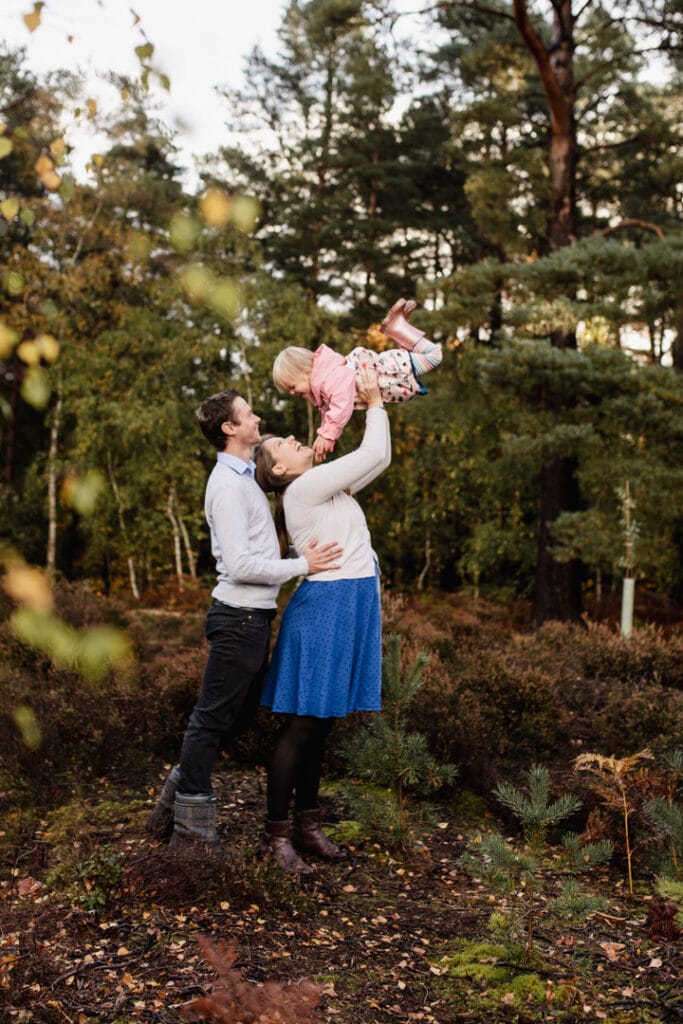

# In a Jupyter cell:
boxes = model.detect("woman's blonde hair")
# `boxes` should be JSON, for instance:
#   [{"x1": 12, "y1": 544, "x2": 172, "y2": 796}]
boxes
[
  {"x1": 254, "y1": 436, "x2": 297, "y2": 558},
  {"x1": 272, "y1": 347, "x2": 315, "y2": 392}
]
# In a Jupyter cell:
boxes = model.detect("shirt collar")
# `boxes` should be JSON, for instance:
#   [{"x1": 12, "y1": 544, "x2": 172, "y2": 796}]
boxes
[{"x1": 217, "y1": 451, "x2": 255, "y2": 477}]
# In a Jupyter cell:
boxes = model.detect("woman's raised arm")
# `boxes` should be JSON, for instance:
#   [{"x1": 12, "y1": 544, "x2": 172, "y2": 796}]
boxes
[{"x1": 292, "y1": 407, "x2": 389, "y2": 506}]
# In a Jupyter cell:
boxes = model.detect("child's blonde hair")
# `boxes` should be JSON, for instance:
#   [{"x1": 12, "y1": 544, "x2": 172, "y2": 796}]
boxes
[{"x1": 272, "y1": 346, "x2": 315, "y2": 392}]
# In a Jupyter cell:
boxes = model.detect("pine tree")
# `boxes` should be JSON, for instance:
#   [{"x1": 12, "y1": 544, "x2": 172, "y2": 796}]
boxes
[
  {"x1": 460, "y1": 765, "x2": 609, "y2": 953},
  {"x1": 341, "y1": 633, "x2": 458, "y2": 848}
]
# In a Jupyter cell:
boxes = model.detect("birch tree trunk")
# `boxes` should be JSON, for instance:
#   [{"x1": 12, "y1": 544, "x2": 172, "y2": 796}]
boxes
[
  {"x1": 178, "y1": 512, "x2": 198, "y2": 579},
  {"x1": 108, "y1": 457, "x2": 140, "y2": 601},
  {"x1": 46, "y1": 377, "x2": 63, "y2": 579},
  {"x1": 167, "y1": 486, "x2": 184, "y2": 584}
]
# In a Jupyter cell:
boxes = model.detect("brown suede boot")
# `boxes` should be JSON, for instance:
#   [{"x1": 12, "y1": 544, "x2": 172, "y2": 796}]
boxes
[
  {"x1": 260, "y1": 820, "x2": 313, "y2": 874},
  {"x1": 294, "y1": 808, "x2": 347, "y2": 860}
]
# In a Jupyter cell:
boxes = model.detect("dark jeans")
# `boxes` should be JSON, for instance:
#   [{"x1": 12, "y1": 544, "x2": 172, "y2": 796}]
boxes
[{"x1": 177, "y1": 601, "x2": 273, "y2": 795}]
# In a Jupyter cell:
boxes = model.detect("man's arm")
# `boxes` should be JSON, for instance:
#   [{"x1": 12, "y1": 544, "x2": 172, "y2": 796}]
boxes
[{"x1": 211, "y1": 488, "x2": 341, "y2": 582}]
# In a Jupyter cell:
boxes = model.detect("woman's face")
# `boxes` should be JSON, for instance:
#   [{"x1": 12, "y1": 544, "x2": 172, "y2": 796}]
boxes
[{"x1": 263, "y1": 435, "x2": 314, "y2": 478}]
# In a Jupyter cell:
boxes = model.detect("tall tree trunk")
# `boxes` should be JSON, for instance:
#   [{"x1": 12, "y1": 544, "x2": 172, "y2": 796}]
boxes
[
  {"x1": 672, "y1": 312, "x2": 683, "y2": 371},
  {"x1": 178, "y1": 512, "x2": 198, "y2": 579},
  {"x1": 167, "y1": 486, "x2": 184, "y2": 584},
  {"x1": 46, "y1": 378, "x2": 63, "y2": 580},
  {"x1": 108, "y1": 457, "x2": 140, "y2": 601},
  {"x1": 514, "y1": 0, "x2": 582, "y2": 622},
  {"x1": 5, "y1": 353, "x2": 22, "y2": 486}
]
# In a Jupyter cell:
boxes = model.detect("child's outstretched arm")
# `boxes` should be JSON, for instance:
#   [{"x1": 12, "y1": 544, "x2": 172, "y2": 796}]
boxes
[
  {"x1": 313, "y1": 435, "x2": 335, "y2": 463},
  {"x1": 314, "y1": 361, "x2": 357, "y2": 460}
]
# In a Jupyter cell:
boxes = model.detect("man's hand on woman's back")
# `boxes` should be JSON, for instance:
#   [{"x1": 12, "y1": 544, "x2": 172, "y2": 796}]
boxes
[{"x1": 304, "y1": 538, "x2": 343, "y2": 574}]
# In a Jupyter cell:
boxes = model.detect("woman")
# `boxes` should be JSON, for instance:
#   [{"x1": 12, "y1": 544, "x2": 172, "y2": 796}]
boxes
[{"x1": 255, "y1": 368, "x2": 389, "y2": 873}]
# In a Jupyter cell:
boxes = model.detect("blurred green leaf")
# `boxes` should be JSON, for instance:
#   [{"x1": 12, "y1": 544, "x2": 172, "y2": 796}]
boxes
[
  {"x1": 13, "y1": 705, "x2": 41, "y2": 750},
  {"x1": 20, "y1": 367, "x2": 51, "y2": 408}
]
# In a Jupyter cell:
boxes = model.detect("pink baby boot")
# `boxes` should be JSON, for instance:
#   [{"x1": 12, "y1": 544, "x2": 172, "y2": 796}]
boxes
[{"x1": 380, "y1": 298, "x2": 425, "y2": 350}]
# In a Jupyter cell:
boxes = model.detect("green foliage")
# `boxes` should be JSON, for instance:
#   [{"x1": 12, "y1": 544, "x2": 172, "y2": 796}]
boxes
[
  {"x1": 461, "y1": 765, "x2": 601, "y2": 952},
  {"x1": 2, "y1": 24, "x2": 683, "y2": 609},
  {"x1": 74, "y1": 845, "x2": 122, "y2": 911},
  {"x1": 645, "y1": 753, "x2": 683, "y2": 878},
  {"x1": 645, "y1": 798, "x2": 683, "y2": 877},
  {"x1": 655, "y1": 879, "x2": 683, "y2": 930},
  {"x1": 340, "y1": 633, "x2": 457, "y2": 848},
  {"x1": 494, "y1": 765, "x2": 582, "y2": 852},
  {"x1": 560, "y1": 832, "x2": 614, "y2": 874},
  {"x1": 552, "y1": 878, "x2": 608, "y2": 921}
]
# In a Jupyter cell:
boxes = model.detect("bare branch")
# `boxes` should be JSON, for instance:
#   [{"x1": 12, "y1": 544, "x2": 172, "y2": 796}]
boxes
[
  {"x1": 598, "y1": 219, "x2": 665, "y2": 239},
  {"x1": 579, "y1": 134, "x2": 648, "y2": 157},
  {"x1": 574, "y1": 0, "x2": 598, "y2": 22}
]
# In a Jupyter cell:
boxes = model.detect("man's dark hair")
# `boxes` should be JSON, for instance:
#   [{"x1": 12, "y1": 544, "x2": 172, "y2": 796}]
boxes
[{"x1": 196, "y1": 389, "x2": 241, "y2": 450}]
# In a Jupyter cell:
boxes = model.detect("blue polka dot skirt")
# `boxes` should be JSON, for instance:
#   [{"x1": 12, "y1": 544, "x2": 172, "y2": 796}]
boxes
[{"x1": 261, "y1": 572, "x2": 382, "y2": 718}]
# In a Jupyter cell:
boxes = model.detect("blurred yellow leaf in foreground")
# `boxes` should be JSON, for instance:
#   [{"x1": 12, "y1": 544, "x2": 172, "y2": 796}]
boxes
[
  {"x1": 1, "y1": 198, "x2": 19, "y2": 221},
  {"x1": 199, "y1": 189, "x2": 232, "y2": 229},
  {"x1": 3, "y1": 564, "x2": 54, "y2": 612},
  {"x1": 23, "y1": 4, "x2": 43, "y2": 33}
]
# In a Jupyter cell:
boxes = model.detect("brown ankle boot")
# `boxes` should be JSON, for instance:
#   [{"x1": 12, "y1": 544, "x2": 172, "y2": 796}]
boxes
[
  {"x1": 294, "y1": 808, "x2": 347, "y2": 860},
  {"x1": 261, "y1": 820, "x2": 313, "y2": 874}
]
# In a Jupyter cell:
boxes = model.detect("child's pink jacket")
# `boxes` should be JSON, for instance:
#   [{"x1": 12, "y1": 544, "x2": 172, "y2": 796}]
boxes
[{"x1": 309, "y1": 344, "x2": 357, "y2": 442}]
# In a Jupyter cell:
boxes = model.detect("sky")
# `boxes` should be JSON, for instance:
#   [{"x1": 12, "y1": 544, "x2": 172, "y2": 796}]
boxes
[
  {"x1": 1, "y1": 0, "x2": 425, "y2": 186},
  {"x1": 1, "y1": 0, "x2": 293, "y2": 182}
]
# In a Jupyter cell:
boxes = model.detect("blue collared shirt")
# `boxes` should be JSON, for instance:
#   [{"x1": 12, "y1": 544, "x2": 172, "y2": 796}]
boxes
[{"x1": 216, "y1": 451, "x2": 255, "y2": 477}]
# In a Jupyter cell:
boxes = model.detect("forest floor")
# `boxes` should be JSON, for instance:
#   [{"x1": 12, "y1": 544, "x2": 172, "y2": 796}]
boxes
[{"x1": 3, "y1": 769, "x2": 682, "y2": 1024}]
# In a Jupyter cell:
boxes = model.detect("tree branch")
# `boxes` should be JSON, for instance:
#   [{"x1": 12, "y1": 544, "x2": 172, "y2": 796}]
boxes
[
  {"x1": 574, "y1": 0, "x2": 598, "y2": 22},
  {"x1": 512, "y1": 0, "x2": 571, "y2": 133},
  {"x1": 598, "y1": 219, "x2": 665, "y2": 239}
]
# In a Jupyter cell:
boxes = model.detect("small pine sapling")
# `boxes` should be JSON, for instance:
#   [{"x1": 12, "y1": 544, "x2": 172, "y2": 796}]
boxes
[
  {"x1": 554, "y1": 832, "x2": 613, "y2": 920},
  {"x1": 461, "y1": 765, "x2": 582, "y2": 954},
  {"x1": 645, "y1": 748, "x2": 683, "y2": 879},
  {"x1": 340, "y1": 633, "x2": 457, "y2": 848}
]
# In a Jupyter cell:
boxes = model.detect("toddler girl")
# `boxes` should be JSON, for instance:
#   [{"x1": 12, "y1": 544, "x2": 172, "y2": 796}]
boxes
[{"x1": 272, "y1": 298, "x2": 442, "y2": 462}]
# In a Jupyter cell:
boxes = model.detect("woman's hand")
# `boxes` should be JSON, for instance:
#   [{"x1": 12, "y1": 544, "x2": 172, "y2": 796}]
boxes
[{"x1": 355, "y1": 365, "x2": 382, "y2": 409}]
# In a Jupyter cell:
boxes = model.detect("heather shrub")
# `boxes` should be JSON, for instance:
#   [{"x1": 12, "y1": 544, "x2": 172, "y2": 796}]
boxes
[
  {"x1": 0, "y1": 621, "x2": 206, "y2": 803},
  {"x1": 51, "y1": 580, "x2": 129, "y2": 631},
  {"x1": 411, "y1": 642, "x2": 567, "y2": 790},
  {"x1": 402, "y1": 618, "x2": 683, "y2": 793}
]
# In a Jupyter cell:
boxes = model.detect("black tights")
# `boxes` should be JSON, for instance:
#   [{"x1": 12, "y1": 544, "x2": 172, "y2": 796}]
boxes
[{"x1": 267, "y1": 715, "x2": 335, "y2": 821}]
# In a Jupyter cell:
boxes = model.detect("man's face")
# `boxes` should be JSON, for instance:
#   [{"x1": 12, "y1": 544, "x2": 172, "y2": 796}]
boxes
[{"x1": 224, "y1": 397, "x2": 261, "y2": 447}]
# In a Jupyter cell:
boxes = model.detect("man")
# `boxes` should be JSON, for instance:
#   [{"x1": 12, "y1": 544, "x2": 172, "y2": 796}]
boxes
[{"x1": 145, "y1": 389, "x2": 342, "y2": 848}]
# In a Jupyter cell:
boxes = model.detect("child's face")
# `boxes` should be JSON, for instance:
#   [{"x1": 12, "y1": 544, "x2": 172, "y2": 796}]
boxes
[{"x1": 285, "y1": 372, "x2": 312, "y2": 400}]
